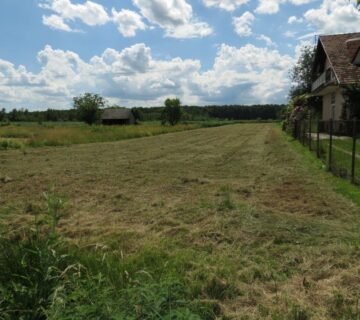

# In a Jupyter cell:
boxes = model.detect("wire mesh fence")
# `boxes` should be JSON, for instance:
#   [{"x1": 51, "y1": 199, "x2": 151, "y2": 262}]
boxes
[{"x1": 293, "y1": 118, "x2": 360, "y2": 185}]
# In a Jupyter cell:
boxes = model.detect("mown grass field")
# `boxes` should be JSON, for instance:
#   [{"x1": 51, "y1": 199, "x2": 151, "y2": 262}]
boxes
[
  {"x1": 0, "y1": 120, "x2": 239, "y2": 149},
  {"x1": 1, "y1": 123, "x2": 360, "y2": 319}
]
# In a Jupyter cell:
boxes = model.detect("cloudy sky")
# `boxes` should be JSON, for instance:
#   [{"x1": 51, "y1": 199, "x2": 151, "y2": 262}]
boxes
[{"x1": 0, "y1": 0, "x2": 359, "y2": 110}]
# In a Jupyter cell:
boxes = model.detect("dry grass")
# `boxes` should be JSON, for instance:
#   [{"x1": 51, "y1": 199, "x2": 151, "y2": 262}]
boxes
[
  {"x1": 1, "y1": 123, "x2": 360, "y2": 318},
  {"x1": 0, "y1": 122, "x2": 202, "y2": 148}
]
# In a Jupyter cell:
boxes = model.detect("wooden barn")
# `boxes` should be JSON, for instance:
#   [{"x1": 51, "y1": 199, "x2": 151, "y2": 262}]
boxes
[{"x1": 101, "y1": 109, "x2": 135, "y2": 125}]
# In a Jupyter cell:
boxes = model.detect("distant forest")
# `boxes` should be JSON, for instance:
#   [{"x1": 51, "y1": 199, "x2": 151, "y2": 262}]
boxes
[{"x1": 0, "y1": 104, "x2": 285, "y2": 122}]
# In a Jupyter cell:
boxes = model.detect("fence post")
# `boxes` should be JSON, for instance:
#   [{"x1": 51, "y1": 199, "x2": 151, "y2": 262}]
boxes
[
  {"x1": 308, "y1": 113, "x2": 312, "y2": 150},
  {"x1": 302, "y1": 120, "x2": 306, "y2": 146},
  {"x1": 351, "y1": 118, "x2": 357, "y2": 184},
  {"x1": 317, "y1": 118, "x2": 320, "y2": 158},
  {"x1": 294, "y1": 120, "x2": 298, "y2": 139},
  {"x1": 328, "y1": 119, "x2": 333, "y2": 171}
]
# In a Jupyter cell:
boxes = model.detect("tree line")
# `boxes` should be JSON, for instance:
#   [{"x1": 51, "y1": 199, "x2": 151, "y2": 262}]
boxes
[
  {"x1": 0, "y1": 108, "x2": 78, "y2": 122},
  {"x1": 0, "y1": 104, "x2": 284, "y2": 123},
  {"x1": 135, "y1": 104, "x2": 284, "y2": 122}
]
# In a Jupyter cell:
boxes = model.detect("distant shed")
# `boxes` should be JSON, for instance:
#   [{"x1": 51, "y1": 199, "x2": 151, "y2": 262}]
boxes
[{"x1": 101, "y1": 109, "x2": 135, "y2": 125}]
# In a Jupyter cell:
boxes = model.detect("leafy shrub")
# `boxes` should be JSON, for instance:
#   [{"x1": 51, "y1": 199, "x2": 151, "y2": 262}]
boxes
[
  {"x1": 0, "y1": 139, "x2": 23, "y2": 150},
  {"x1": 282, "y1": 94, "x2": 310, "y2": 136}
]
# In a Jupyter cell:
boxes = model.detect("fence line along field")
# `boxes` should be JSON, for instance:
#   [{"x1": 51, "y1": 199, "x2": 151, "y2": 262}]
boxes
[{"x1": 1, "y1": 123, "x2": 360, "y2": 318}]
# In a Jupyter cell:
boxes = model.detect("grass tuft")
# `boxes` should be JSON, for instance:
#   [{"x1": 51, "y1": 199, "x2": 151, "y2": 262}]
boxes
[{"x1": 0, "y1": 191, "x2": 223, "y2": 319}]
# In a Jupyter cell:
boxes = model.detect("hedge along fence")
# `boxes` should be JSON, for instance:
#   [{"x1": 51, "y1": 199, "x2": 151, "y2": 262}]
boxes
[{"x1": 293, "y1": 117, "x2": 360, "y2": 185}]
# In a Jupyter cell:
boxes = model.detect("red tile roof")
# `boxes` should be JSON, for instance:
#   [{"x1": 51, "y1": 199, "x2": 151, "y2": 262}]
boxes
[
  {"x1": 319, "y1": 32, "x2": 360, "y2": 85},
  {"x1": 346, "y1": 37, "x2": 360, "y2": 63}
]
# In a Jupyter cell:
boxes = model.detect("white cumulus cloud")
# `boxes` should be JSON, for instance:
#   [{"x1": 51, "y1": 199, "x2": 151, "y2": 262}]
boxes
[
  {"x1": 255, "y1": 0, "x2": 284, "y2": 14},
  {"x1": 202, "y1": 0, "x2": 250, "y2": 11},
  {"x1": 193, "y1": 44, "x2": 294, "y2": 103},
  {"x1": 40, "y1": 0, "x2": 109, "y2": 31},
  {"x1": 111, "y1": 9, "x2": 147, "y2": 37},
  {"x1": 256, "y1": 0, "x2": 314, "y2": 15},
  {"x1": 233, "y1": 11, "x2": 255, "y2": 37},
  {"x1": 0, "y1": 43, "x2": 294, "y2": 108},
  {"x1": 42, "y1": 14, "x2": 74, "y2": 32},
  {"x1": 304, "y1": 0, "x2": 360, "y2": 34},
  {"x1": 256, "y1": 34, "x2": 277, "y2": 47},
  {"x1": 165, "y1": 22, "x2": 213, "y2": 39},
  {"x1": 288, "y1": 15, "x2": 303, "y2": 24},
  {"x1": 132, "y1": 0, "x2": 213, "y2": 38}
]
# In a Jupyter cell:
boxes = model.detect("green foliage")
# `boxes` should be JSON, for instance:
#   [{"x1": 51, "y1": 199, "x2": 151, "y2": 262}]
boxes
[
  {"x1": 118, "y1": 105, "x2": 284, "y2": 122},
  {"x1": 0, "y1": 105, "x2": 285, "y2": 123},
  {"x1": 43, "y1": 188, "x2": 65, "y2": 238},
  {"x1": 0, "y1": 139, "x2": 24, "y2": 150},
  {"x1": 282, "y1": 94, "x2": 310, "y2": 134},
  {"x1": 73, "y1": 93, "x2": 105, "y2": 125},
  {"x1": 161, "y1": 98, "x2": 183, "y2": 125},
  {"x1": 131, "y1": 107, "x2": 142, "y2": 123},
  {"x1": 289, "y1": 45, "x2": 316, "y2": 99},
  {"x1": 0, "y1": 191, "x2": 221, "y2": 320},
  {"x1": 0, "y1": 108, "x2": 6, "y2": 122},
  {"x1": 342, "y1": 84, "x2": 360, "y2": 119}
]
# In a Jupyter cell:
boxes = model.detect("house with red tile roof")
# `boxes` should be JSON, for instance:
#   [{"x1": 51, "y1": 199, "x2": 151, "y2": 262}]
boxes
[{"x1": 312, "y1": 32, "x2": 360, "y2": 120}]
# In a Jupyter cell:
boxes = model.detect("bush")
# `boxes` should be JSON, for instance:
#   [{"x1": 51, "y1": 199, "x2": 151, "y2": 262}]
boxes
[
  {"x1": 282, "y1": 94, "x2": 310, "y2": 136},
  {"x1": 0, "y1": 139, "x2": 23, "y2": 150}
]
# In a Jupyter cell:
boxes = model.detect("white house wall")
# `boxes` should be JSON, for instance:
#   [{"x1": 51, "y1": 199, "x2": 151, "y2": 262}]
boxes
[{"x1": 322, "y1": 87, "x2": 345, "y2": 121}]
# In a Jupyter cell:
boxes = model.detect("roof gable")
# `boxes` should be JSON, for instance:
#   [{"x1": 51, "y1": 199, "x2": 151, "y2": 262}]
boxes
[
  {"x1": 319, "y1": 32, "x2": 360, "y2": 85},
  {"x1": 101, "y1": 109, "x2": 133, "y2": 120}
]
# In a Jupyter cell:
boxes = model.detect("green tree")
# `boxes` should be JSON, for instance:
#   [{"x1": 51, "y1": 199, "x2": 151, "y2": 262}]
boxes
[
  {"x1": 161, "y1": 98, "x2": 182, "y2": 125},
  {"x1": 131, "y1": 107, "x2": 142, "y2": 123},
  {"x1": 288, "y1": 45, "x2": 322, "y2": 117},
  {"x1": 0, "y1": 108, "x2": 6, "y2": 121},
  {"x1": 289, "y1": 45, "x2": 316, "y2": 99},
  {"x1": 342, "y1": 84, "x2": 360, "y2": 119},
  {"x1": 73, "y1": 93, "x2": 105, "y2": 125}
]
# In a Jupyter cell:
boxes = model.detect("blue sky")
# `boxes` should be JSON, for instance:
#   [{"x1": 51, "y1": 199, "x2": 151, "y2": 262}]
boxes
[{"x1": 0, "y1": 0, "x2": 359, "y2": 110}]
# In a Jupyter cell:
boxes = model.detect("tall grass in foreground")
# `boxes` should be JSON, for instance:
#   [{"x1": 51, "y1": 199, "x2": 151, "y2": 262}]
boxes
[
  {"x1": 0, "y1": 190, "x2": 221, "y2": 320},
  {"x1": 0, "y1": 121, "x2": 243, "y2": 150},
  {"x1": 0, "y1": 123, "x2": 199, "y2": 149}
]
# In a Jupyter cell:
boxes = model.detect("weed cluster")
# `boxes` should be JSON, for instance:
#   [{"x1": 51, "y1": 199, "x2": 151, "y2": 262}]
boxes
[
  {"x1": 0, "y1": 190, "x2": 222, "y2": 319},
  {"x1": 0, "y1": 139, "x2": 24, "y2": 150}
]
